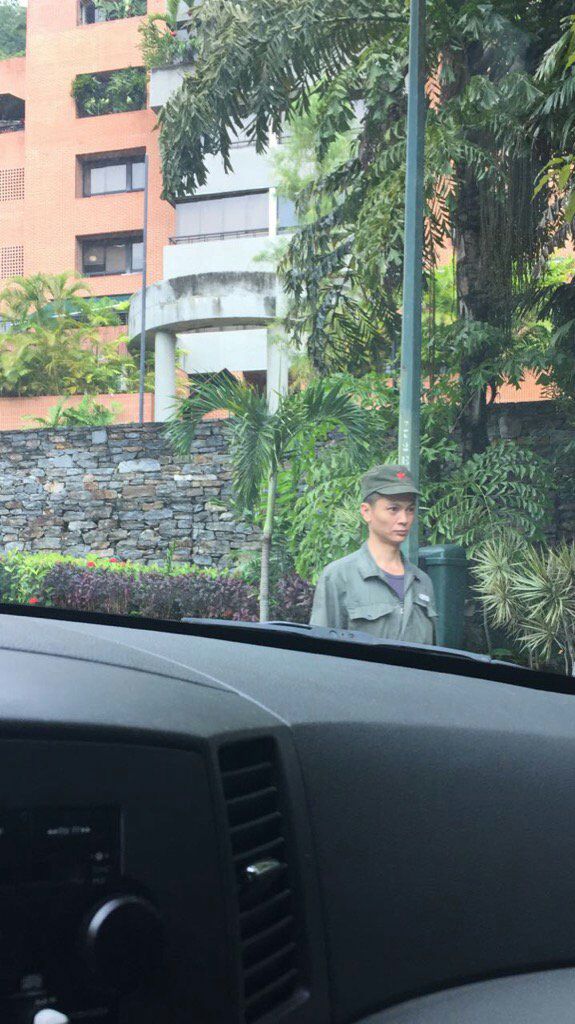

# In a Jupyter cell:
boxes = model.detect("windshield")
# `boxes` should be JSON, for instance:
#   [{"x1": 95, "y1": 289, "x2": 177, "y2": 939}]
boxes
[{"x1": 0, "y1": 0, "x2": 572, "y2": 677}]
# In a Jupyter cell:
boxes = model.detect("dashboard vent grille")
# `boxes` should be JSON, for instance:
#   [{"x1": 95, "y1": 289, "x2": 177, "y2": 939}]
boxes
[{"x1": 219, "y1": 738, "x2": 302, "y2": 1023}]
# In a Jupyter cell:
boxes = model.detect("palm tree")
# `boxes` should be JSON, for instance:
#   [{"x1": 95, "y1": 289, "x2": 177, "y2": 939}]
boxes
[
  {"x1": 167, "y1": 374, "x2": 368, "y2": 620},
  {"x1": 0, "y1": 272, "x2": 92, "y2": 329}
]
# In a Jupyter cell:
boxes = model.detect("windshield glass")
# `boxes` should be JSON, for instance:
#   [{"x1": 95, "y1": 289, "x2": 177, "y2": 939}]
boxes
[{"x1": 0, "y1": 0, "x2": 573, "y2": 677}]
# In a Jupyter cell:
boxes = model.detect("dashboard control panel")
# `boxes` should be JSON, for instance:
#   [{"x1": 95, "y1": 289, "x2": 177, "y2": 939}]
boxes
[{"x1": 0, "y1": 806, "x2": 162, "y2": 1023}]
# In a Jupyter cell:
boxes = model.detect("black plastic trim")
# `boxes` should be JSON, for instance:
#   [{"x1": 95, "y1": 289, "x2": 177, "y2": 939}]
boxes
[{"x1": 0, "y1": 601, "x2": 570, "y2": 695}]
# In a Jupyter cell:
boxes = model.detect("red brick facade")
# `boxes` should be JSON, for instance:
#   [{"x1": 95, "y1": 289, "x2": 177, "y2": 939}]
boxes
[{"x1": 0, "y1": 0, "x2": 173, "y2": 426}]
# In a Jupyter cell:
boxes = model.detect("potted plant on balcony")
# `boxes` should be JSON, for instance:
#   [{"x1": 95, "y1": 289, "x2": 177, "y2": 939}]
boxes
[
  {"x1": 139, "y1": 0, "x2": 193, "y2": 69},
  {"x1": 96, "y1": 0, "x2": 147, "y2": 21}
]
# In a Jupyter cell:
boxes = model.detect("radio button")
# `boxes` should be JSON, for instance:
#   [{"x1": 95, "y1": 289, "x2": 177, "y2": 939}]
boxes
[{"x1": 81, "y1": 895, "x2": 163, "y2": 994}]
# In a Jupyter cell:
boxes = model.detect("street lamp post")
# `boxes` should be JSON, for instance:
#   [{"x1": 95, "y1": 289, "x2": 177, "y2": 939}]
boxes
[{"x1": 398, "y1": 0, "x2": 426, "y2": 564}]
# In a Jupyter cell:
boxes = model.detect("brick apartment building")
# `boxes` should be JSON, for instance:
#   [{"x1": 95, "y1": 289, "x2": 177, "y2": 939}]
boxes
[
  {"x1": 0, "y1": 0, "x2": 553, "y2": 430},
  {"x1": 0, "y1": 0, "x2": 173, "y2": 427}
]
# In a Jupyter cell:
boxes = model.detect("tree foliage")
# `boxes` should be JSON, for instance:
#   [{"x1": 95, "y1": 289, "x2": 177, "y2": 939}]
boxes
[
  {"x1": 0, "y1": 273, "x2": 142, "y2": 397},
  {"x1": 0, "y1": 0, "x2": 25, "y2": 60},
  {"x1": 166, "y1": 373, "x2": 369, "y2": 618},
  {"x1": 157, "y1": 0, "x2": 574, "y2": 457}
]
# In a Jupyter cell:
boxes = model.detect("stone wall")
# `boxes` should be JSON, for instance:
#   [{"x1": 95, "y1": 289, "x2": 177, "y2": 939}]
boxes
[
  {"x1": 488, "y1": 401, "x2": 575, "y2": 542},
  {"x1": 0, "y1": 401, "x2": 572, "y2": 566},
  {"x1": 0, "y1": 422, "x2": 259, "y2": 566}
]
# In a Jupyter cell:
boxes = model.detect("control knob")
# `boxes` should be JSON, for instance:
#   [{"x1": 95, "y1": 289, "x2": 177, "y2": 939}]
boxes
[{"x1": 80, "y1": 895, "x2": 163, "y2": 994}]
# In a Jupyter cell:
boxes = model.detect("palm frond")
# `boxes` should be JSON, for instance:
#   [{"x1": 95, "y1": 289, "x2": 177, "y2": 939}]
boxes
[{"x1": 166, "y1": 374, "x2": 275, "y2": 512}]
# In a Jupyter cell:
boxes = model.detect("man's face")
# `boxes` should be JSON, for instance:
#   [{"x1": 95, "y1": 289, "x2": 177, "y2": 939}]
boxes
[{"x1": 360, "y1": 494, "x2": 416, "y2": 546}]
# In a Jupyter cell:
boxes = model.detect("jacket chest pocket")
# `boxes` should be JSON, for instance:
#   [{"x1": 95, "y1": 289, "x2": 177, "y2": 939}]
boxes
[
  {"x1": 347, "y1": 600, "x2": 398, "y2": 638},
  {"x1": 411, "y1": 593, "x2": 438, "y2": 644}
]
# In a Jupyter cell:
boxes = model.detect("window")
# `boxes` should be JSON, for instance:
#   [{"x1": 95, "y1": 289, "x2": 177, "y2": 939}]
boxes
[
  {"x1": 82, "y1": 156, "x2": 145, "y2": 197},
  {"x1": 81, "y1": 236, "x2": 143, "y2": 276},
  {"x1": 277, "y1": 196, "x2": 298, "y2": 232},
  {"x1": 175, "y1": 191, "x2": 269, "y2": 242}
]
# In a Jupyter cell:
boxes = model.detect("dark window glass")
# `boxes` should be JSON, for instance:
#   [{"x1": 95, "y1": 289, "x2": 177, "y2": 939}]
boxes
[
  {"x1": 81, "y1": 236, "x2": 143, "y2": 276},
  {"x1": 82, "y1": 242, "x2": 106, "y2": 273}
]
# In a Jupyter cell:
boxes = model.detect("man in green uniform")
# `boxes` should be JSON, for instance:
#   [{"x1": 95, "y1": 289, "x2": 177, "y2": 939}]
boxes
[{"x1": 310, "y1": 464, "x2": 437, "y2": 644}]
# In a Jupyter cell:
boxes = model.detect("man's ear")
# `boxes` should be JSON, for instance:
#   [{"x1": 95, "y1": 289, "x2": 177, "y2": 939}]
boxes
[{"x1": 360, "y1": 502, "x2": 371, "y2": 525}]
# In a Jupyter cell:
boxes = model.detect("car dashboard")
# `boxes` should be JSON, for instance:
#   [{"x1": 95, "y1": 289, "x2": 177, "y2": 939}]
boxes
[{"x1": 0, "y1": 609, "x2": 575, "y2": 1023}]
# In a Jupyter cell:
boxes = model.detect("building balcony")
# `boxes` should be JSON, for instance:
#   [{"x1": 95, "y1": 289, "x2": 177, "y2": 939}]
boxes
[{"x1": 163, "y1": 233, "x2": 275, "y2": 281}]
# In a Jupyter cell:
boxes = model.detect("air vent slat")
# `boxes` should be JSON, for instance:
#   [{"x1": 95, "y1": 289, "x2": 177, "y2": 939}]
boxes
[
  {"x1": 241, "y1": 914, "x2": 294, "y2": 954},
  {"x1": 244, "y1": 969, "x2": 299, "y2": 1021},
  {"x1": 230, "y1": 810, "x2": 282, "y2": 837},
  {"x1": 239, "y1": 888, "x2": 291, "y2": 928},
  {"x1": 244, "y1": 942, "x2": 296, "y2": 982},
  {"x1": 233, "y1": 836, "x2": 285, "y2": 867},
  {"x1": 219, "y1": 738, "x2": 303, "y2": 1022},
  {"x1": 226, "y1": 787, "x2": 278, "y2": 826},
  {"x1": 226, "y1": 786, "x2": 278, "y2": 809}
]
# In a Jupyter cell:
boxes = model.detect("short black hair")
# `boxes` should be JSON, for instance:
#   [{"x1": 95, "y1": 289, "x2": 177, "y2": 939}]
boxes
[{"x1": 363, "y1": 492, "x2": 381, "y2": 507}]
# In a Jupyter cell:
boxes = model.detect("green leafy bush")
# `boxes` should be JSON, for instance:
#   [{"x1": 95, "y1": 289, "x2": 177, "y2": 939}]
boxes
[
  {"x1": 423, "y1": 442, "x2": 553, "y2": 555},
  {"x1": 0, "y1": 552, "x2": 81, "y2": 604},
  {"x1": 95, "y1": 0, "x2": 147, "y2": 22},
  {"x1": 0, "y1": 552, "x2": 313, "y2": 624},
  {"x1": 72, "y1": 68, "x2": 147, "y2": 117},
  {"x1": 139, "y1": 9, "x2": 193, "y2": 69},
  {"x1": 28, "y1": 397, "x2": 120, "y2": 428}
]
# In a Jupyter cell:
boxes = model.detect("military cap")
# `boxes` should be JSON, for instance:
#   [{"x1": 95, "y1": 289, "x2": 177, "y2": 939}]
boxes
[{"x1": 361, "y1": 464, "x2": 419, "y2": 500}]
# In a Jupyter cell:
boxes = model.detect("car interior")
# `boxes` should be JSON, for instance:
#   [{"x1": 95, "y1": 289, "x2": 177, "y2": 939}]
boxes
[{"x1": 1, "y1": 606, "x2": 575, "y2": 1024}]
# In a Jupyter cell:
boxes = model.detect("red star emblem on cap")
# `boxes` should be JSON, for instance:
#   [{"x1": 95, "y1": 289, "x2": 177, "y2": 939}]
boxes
[{"x1": 396, "y1": 472, "x2": 406, "y2": 479}]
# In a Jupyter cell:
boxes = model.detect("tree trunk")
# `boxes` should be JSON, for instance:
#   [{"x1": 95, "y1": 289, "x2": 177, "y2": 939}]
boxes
[
  {"x1": 259, "y1": 469, "x2": 277, "y2": 621},
  {"x1": 453, "y1": 167, "x2": 491, "y2": 459}
]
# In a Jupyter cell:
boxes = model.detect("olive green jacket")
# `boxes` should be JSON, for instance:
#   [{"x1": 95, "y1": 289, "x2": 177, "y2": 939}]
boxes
[{"x1": 310, "y1": 542, "x2": 437, "y2": 645}]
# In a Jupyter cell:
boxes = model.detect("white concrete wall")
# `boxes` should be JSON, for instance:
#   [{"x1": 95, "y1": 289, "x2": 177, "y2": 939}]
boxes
[
  {"x1": 163, "y1": 235, "x2": 276, "y2": 279},
  {"x1": 177, "y1": 328, "x2": 267, "y2": 373},
  {"x1": 149, "y1": 65, "x2": 193, "y2": 111}
]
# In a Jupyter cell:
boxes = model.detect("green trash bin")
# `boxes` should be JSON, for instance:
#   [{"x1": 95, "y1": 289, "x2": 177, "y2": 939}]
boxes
[{"x1": 419, "y1": 544, "x2": 468, "y2": 650}]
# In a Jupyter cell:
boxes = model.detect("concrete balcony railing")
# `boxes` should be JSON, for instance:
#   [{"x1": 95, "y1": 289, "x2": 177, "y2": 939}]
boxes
[
  {"x1": 162, "y1": 234, "x2": 275, "y2": 281},
  {"x1": 169, "y1": 228, "x2": 269, "y2": 245}
]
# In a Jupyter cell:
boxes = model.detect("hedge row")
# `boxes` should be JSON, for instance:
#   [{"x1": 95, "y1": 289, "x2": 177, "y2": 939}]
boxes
[{"x1": 0, "y1": 553, "x2": 314, "y2": 624}]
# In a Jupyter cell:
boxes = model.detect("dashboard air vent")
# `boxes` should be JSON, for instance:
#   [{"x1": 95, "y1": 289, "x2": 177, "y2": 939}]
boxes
[{"x1": 219, "y1": 738, "x2": 302, "y2": 1023}]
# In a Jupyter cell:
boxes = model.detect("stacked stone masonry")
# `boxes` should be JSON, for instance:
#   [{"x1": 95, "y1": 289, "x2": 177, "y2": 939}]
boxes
[
  {"x1": 0, "y1": 423, "x2": 259, "y2": 566},
  {"x1": 0, "y1": 403, "x2": 572, "y2": 566}
]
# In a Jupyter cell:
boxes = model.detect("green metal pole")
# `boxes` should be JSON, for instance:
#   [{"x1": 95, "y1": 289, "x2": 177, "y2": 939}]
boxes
[
  {"x1": 138, "y1": 153, "x2": 150, "y2": 427},
  {"x1": 398, "y1": 0, "x2": 426, "y2": 564}
]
